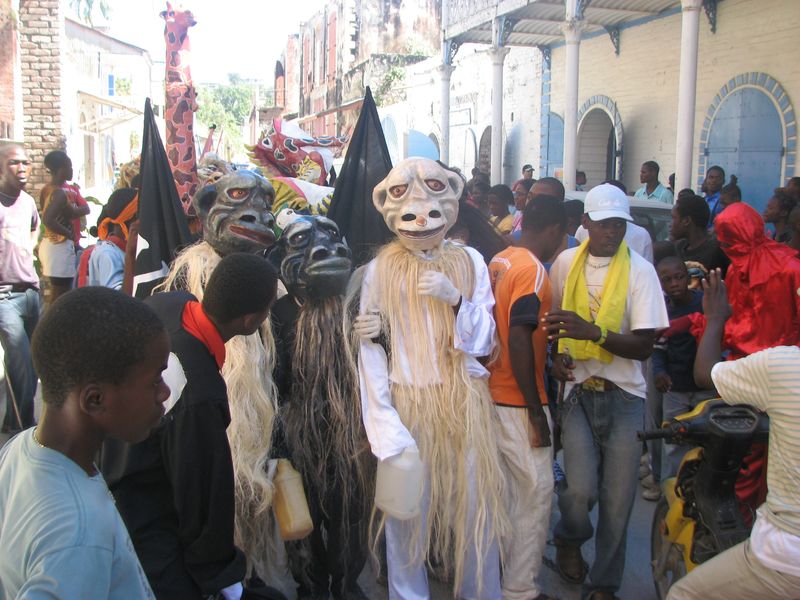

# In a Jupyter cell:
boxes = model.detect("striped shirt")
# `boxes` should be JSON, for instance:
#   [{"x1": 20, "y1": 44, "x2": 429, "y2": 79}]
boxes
[{"x1": 711, "y1": 345, "x2": 800, "y2": 543}]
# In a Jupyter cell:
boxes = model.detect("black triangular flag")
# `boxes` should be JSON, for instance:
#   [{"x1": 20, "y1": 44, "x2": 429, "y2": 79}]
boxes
[
  {"x1": 132, "y1": 98, "x2": 194, "y2": 298},
  {"x1": 327, "y1": 87, "x2": 394, "y2": 266}
]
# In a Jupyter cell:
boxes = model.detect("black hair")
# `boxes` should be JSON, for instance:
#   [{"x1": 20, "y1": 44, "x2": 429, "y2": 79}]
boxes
[
  {"x1": 642, "y1": 161, "x2": 659, "y2": 176},
  {"x1": 707, "y1": 165, "x2": 725, "y2": 179},
  {"x1": 534, "y1": 177, "x2": 565, "y2": 201},
  {"x1": 788, "y1": 176, "x2": 800, "y2": 189},
  {"x1": 31, "y1": 287, "x2": 165, "y2": 408},
  {"x1": 472, "y1": 179, "x2": 490, "y2": 194},
  {"x1": 43, "y1": 150, "x2": 69, "y2": 173},
  {"x1": 721, "y1": 183, "x2": 741, "y2": 202},
  {"x1": 656, "y1": 255, "x2": 688, "y2": 273},
  {"x1": 489, "y1": 184, "x2": 514, "y2": 206},
  {"x1": 202, "y1": 253, "x2": 278, "y2": 323},
  {"x1": 602, "y1": 179, "x2": 628, "y2": 195},
  {"x1": 675, "y1": 194, "x2": 710, "y2": 229},
  {"x1": 676, "y1": 188, "x2": 695, "y2": 202},
  {"x1": 653, "y1": 240, "x2": 677, "y2": 265},
  {"x1": 523, "y1": 194, "x2": 567, "y2": 233},
  {"x1": 564, "y1": 199, "x2": 584, "y2": 221},
  {"x1": 773, "y1": 187, "x2": 798, "y2": 216}
]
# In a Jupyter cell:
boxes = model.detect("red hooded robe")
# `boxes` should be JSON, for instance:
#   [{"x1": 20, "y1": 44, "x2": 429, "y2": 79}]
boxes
[{"x1": 714, "y1": 202, "x2": 800, "y2": 514}]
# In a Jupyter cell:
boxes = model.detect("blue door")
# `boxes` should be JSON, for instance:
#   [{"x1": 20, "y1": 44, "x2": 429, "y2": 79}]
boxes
[
  {"x1": 545, "y1": 112, "x2": 564, "y2": 177},
  {"x1": 706, "y1": 87, "x2": 783, "y2": 213}
]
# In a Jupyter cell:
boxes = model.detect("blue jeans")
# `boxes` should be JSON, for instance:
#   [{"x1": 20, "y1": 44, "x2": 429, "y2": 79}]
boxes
[
  {"x1": 554, "y1": 385, "x2": 644, "y2": 594},
  {"x1": 0, "y1": 289, "x2": 39, "y2": 429}
]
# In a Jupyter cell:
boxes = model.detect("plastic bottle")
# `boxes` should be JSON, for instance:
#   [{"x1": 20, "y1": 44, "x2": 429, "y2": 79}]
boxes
[
  {"x1": 374, "y1": 445, "x2": 424, "y2": 520},
  {"x1": 272, "y1": 459, "x2": 314, "y2": 540}
]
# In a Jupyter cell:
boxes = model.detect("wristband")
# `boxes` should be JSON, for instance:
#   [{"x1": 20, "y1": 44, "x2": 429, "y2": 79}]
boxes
[{"x1": 595, "y1": 324, "x2": 608, "y2": 346}]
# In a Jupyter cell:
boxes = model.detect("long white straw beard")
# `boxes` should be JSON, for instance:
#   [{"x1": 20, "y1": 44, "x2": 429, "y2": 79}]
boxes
[
  {"x1": 160, "y1": 242, "x2": 293, "y2": 594},
  {"x1": 368, "y1": 241, "x2": 509, "y2": 594}
]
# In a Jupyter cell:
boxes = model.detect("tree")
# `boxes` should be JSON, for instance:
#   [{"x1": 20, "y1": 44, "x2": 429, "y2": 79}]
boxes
[
  {"x1": 68, "y1": 0, "x2": 109, "y2": 26},
  {"x1": 195, "y1": 73, "x2": 261, "y2": 158}
]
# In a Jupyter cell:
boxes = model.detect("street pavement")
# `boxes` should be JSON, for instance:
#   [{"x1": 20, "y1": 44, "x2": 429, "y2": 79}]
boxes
[{"x1": 358, "y1": 479, "x2": 660, "y2": 600}]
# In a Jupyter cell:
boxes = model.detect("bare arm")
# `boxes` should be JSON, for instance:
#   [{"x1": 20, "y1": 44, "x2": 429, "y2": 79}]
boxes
[
  {"x1": 508, "y1": 323, "x2": 550, "y2": 447},
  {"x1": 42, "y1": 189, "x2": 73, "y2": 239},
  {"x1": 542, "y1": 309, "x2": 655, "y2": 361},
  {"x1": 693, "y1": 269, "x2": 730, "y2": 390}
]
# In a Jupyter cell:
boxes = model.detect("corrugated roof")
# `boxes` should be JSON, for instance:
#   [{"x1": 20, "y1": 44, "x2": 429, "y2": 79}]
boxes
[{"x1": 446, "y1": 0, "x2": 681, "y2": 46}]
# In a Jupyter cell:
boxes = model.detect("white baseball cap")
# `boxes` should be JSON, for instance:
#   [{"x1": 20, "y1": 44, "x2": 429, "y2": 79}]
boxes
[{"x1": 584, "y1": 183, "x2": 633, "y2": 222}]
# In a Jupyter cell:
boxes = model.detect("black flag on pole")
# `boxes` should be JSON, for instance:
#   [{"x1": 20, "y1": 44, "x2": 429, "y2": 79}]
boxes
[
  {"x1": 132, "y1": 98, "x2": 194, "y2": 299},
  {"x1": 327, "y1": 87, "x2": 394, "y2": 267}
]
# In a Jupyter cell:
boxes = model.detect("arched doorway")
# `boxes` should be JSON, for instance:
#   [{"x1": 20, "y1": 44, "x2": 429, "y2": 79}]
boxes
[
  {"x1": 577, "y1": 108, "x2": 615, "y2": 188},
  {"x1": 428, "y1": 133, "x2": 440, "y2": 156},
  {"x1": 706, "y1": 87, "x2": 784, "y2": 213},
  {"x1": 380, "y1": 116, "x2": 400, "y2": 166},
  {"x1": 503, "y1": 123, "x2": 523, "y2": 184},
  {"x1": 478, "y1": 126, "x2": 491, "y2": 175}
]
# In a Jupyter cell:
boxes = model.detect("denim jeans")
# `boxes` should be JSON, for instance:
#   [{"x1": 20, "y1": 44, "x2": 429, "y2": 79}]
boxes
[
  {"x1": 554, "y1": 385, "x2": 644, "y2": 594},
  {"x1": 0, "y1": 289, "x2": 39, "y2": 429}
]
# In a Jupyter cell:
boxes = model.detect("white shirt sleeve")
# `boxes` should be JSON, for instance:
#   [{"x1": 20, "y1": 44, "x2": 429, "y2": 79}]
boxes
[
  {"x1": 452, "y1": 247, "x2": 496, "y2": 357},
  {"x1": 574, "y1": 225, "x2": 587, "y2": 243},
  {"x1": 549, "y1": 250, "x2": 571, "y2": 310},
  {"x1": 629, "y1": 255, "x2": 669, "y2": 331},
  {"x1": 357, "y1": 261, "x2": 416, "y2": 461},
  {"x1": 710, "y1": 347, "x2": 790, "y2": 412}
]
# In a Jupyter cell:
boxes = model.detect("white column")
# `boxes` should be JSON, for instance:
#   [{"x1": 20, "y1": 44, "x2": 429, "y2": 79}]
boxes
[
  {"x1": 562, "y1": 19, "x2": 583, "y2": 192},
  {"x1": 489, "y1": 45, "x2": 509, "y2": 185},
  {"x1": 675, "y1": 0, "x2": 703, "y2": 192},
  {"x1": 439, "y1": 63, "x2": 453, "y2": 164}
]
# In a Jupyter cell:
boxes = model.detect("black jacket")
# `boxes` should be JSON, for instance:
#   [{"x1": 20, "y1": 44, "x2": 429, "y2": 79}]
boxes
[{"x1": 100, "y1": 291, "x2": 246, "y2": 599}]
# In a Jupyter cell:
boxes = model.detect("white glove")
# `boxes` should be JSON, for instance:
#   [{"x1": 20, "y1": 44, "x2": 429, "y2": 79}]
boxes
[
  {"x1": 220, "y1": 581, "x2": 243, "y2": 600},
  {"x1": 354, "y1": 311, "x2": 382, "y2": 340},
  {"x1": 418, "y1": 271, "x2": 461, "y2": 306}
]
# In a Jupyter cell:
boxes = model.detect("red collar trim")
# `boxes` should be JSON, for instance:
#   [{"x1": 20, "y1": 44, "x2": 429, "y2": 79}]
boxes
[{"x1": 181, "y1": 301, "x2": 226, "y2": 370}]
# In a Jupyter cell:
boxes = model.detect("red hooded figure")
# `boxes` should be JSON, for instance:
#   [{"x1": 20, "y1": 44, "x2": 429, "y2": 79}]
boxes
[
  {"x1": 716, "y1": 202, "x2": 800, "y2": 359},
  {"x1": 715, "y1": 202, "x2": 800, "y2": 515}
]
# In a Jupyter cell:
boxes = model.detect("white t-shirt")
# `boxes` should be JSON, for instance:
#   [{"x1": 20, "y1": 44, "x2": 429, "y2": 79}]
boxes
[
  {"x1": 550, "y1": 246, "x2": 669, "y2": 398},
  {"x1": 711, "y1": 346, "x2": 800, "y2": 576},
  {"x1": 574, "y1": 221, "x2": 654, "y2": 263}
]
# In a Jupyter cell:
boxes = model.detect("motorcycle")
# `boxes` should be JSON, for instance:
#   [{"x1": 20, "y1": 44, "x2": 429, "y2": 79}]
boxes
[{"x1": 638, "y1": 398, "x2": 769, "y2": 599}]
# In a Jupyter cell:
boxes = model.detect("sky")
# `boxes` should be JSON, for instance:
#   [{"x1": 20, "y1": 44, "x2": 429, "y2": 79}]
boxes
[{"x1": 63, "y1": 0, "x2": 328, "y2": 85}]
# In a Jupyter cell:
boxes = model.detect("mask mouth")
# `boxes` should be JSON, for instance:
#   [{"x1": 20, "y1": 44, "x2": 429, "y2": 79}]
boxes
[
  {"x1": 305, "y1": 256, "x2": 351, "y2": 274},
  {"x1": 228, "y1": 222, "x2": 276, "y2": 246},
  {"x1": 397, "y1": 225, "x2": 445, "y2": 240}
]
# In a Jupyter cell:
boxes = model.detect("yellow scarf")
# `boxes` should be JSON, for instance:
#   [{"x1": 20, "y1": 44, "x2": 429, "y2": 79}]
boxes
[{"x1": 558, "y1": 239, "x2": 630, "y2": 363}]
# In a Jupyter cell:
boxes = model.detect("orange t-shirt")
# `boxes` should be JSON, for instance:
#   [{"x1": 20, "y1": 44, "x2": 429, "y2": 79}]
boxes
[{"x1": 488, "y1": 246, "x2": 551, "y2": 407}]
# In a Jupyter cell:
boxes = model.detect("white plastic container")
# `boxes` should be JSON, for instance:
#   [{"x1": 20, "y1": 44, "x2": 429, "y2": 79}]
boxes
[
  {"x1": 272, "y1": 459, "x2": 314, "y2": 540},
  {"x1": 374, "y1": 446, "x2": 424, "y2": 520}
]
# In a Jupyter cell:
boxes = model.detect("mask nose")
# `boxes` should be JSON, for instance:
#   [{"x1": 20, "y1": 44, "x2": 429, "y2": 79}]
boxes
[{"x1": 416, "y1": 215, "x2": 427, "y2": 227}]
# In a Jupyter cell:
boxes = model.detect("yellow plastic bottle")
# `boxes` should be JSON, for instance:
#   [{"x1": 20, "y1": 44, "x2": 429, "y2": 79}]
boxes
[
  {"x1": 272, "y1": 459, "x2": 314, "y2": 540},
  {"x1": 374, "y1": 446, "x2": 424, "y2": 520}
]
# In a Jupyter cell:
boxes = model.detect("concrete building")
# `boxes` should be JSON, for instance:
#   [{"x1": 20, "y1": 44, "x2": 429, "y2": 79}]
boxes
[
  {"x1": 439, "y1": 0, "x2": 799, "y2": 210},
  {"x1": 1, "y1": 0, "x2": 163, "y2": 199},
  {"x1": 274, "y1": 0, "x2": 441, "y2": 138}
]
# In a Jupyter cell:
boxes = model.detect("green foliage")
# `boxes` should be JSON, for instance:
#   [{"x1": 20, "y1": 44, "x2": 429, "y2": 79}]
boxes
[
  {"x1": 196, "y1": 73, "x2": 260, "y2": 157},
  {"x1": 114, "y1": 77, "x2": 131, "y2": 96},
  {"x1": 68, "y1": 0, "x2": 109, "y2": 26},
  {"x1": 373, "y1": 66, "x2": 406, "y2": 107}
]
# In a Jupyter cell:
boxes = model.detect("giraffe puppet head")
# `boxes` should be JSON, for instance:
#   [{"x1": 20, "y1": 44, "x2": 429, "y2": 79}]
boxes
[{"x1": 161, "y1": 2, "x2": 196, "y2": 34}]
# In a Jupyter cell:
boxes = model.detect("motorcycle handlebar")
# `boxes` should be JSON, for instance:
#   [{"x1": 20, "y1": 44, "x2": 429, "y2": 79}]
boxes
[{"x1": 637, "y1": 429, "x2": 673, "y2": 441}]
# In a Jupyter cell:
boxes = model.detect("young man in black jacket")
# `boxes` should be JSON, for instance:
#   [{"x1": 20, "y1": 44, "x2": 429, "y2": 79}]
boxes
[{"x1": 101, "y1": 253, "x2": 278, "y2": 600}]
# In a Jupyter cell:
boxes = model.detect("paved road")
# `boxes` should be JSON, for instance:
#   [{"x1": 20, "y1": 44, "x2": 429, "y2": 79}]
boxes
[{"x1": 359, "y1": 482, "x2": 659, "y2": 600}]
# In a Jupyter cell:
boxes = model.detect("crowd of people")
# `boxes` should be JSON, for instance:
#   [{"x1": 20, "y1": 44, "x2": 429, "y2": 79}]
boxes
[{"x1": 1, "y1": 139, "x2": 799, "y2": 600}]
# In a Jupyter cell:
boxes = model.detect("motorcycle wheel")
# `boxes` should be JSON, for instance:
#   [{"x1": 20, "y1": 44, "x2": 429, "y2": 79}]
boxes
[{"x1": 651, "y1": 496, "x2": 687, "y2": 599}]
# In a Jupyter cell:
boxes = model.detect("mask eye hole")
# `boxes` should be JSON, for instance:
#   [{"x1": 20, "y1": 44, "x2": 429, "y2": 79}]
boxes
[
  {"x1": 389, "y1": 184, "x2": 408, "y2": 198},
  {"x1": 227, "y1": 188, "x2": 249, "y2": 200},
  {"x1": 425, "y1": 179, "x2": 445, "y2": 192},
  {"x1": 289, "y1": 231, "x2": 309, "y2": 246},
  {"x1": 429, "y1": 210, "x2": 441, "y2": 218},
  {"x1": 401, "y1": 214, "x2": 415, "y2": 222}
]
